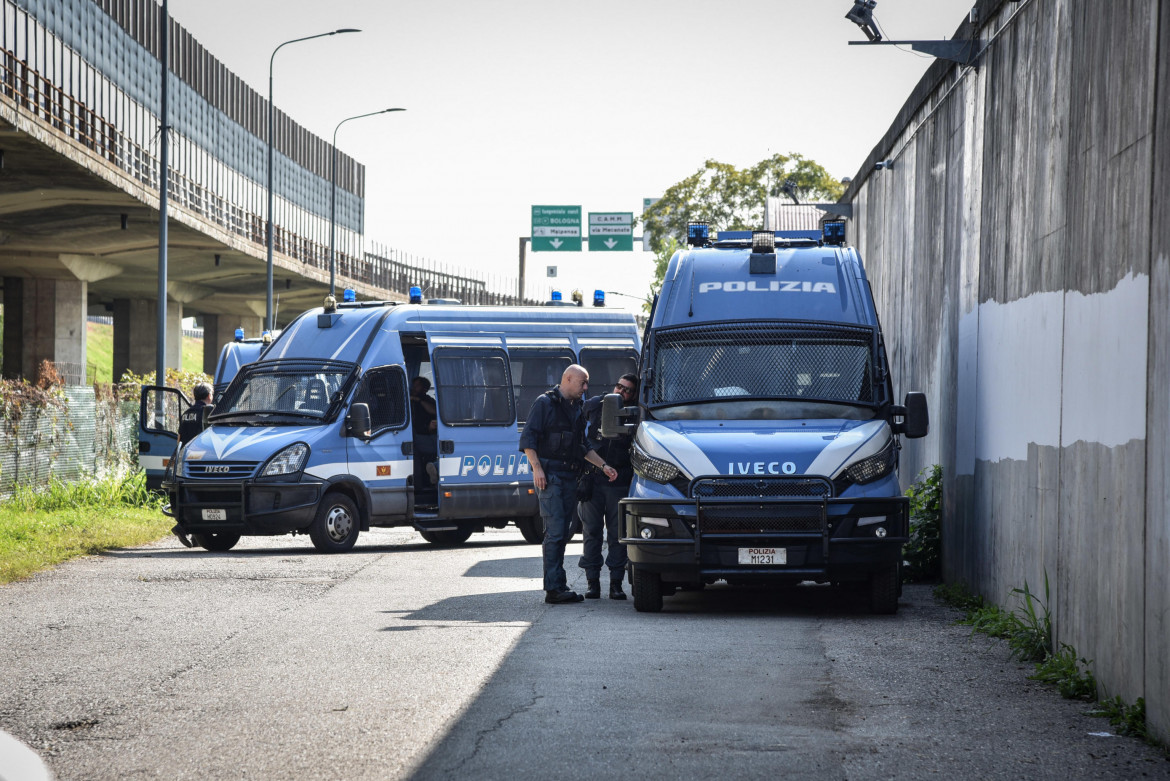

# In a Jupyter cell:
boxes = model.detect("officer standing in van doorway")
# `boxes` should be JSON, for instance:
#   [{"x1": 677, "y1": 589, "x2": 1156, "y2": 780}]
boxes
[
  {"x1": 521, "y1": 364, "x2": 617, "y2": 604},
  {"x1": 178, "y1": 382, "x2": 213, "y2": 446},
  {"x1": 578, "y1": 373, "x2": 638, "y2": 600}
]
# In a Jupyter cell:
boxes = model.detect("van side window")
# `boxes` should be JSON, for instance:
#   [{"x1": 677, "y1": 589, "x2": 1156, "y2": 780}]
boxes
[
  {"x1": 352, "y1": 367, "x2": 408, "y2": 434},
  {"x1": 578, "y1": 348, "x2": 639, "y2": 393},
  {"x1": 509, "y1": 348, "x2": 575, "y2": 423},
  {"x1": 433, "y1": 347, "x2": 514, "y2": 426}
]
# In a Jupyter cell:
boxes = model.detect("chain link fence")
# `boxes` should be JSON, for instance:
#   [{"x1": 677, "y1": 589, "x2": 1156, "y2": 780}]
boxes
[{"x1": 0, "y1": 386, "x2": 139, "y2": 495}]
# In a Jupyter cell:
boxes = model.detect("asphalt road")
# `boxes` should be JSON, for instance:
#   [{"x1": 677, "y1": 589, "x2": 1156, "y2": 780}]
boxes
[{"x1": 1, "y1": 526, "x2": 1167, "y2": 780}]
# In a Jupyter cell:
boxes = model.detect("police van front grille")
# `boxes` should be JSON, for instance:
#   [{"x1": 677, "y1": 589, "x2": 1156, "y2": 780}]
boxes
[
  {"x1": 185, "y1": 461, "x2": 259, "y2": 479},
  {"x1": 694, "y1": 477, "x2": 832, "y2": 499},
  {"x1": 181, "y1": 487, "x2": 243, "y2": 505},
  {"x1": 698, "y1": 505, "x2": 823, "y2": 533}
]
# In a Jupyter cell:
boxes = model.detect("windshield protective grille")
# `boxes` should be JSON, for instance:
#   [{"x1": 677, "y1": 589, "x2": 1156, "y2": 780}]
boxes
[
  {"x1": 216, "y1": 359, "x2": 356, "y2": 418},
  {"x1": 650, "y1": 323, "x2": 874, "y2": 406}
]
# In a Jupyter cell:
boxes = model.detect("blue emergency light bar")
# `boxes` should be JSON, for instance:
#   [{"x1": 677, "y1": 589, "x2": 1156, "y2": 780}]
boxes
[
  {"x1": 234, "y1": 327, "x2": 244, "y2": 341},
  {"x1": 551, "y1": 290, "x2": 562, "y2": 301},
  {"x1": 687, "y1": 222, "x2": 710, "y2": 246},
  {"x1": 409, "y1": 286, "x2": 423, "y2": 304},
  {"x1": 343, "y1": 289, "x2": 356, "y2": 302},
  {"x1": 822, "y1": 221, "x2": 847, "y2": 246},
  {"x1": 593, "y1": 290, "x2": 605, "y2": 307}
]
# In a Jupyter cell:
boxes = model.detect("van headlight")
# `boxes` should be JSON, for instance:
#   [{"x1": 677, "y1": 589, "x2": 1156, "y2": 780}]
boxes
[
  {"x1": 262, "y1": 443, "x2": 309, "y2": 476},
  {"x1": 843, "y1": 439, "x2": 897, "y2": 485},
  {"x1": 630, "y1": 441, "x2": 680, "y2": 484}
]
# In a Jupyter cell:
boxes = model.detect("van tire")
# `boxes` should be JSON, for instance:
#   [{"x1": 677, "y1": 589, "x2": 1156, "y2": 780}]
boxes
[
  {"x1": 192, "y1": 532, "x2": 240, "y2": 552},
  {"x1": 869, "y1": 564, "x2": 899, "y2": 615},
  {"x1": 516, "y1": 516, "x2": 545, "y2": 544},
  {"x1": 310, "y1": 493, "x2": 360, "y2": 553},
  {"x1": 419, "y1": 524, "x2": 473, "y2": 546},
  {"x1": 632, "y1": 567, "x2": 663, "y2": 613}
]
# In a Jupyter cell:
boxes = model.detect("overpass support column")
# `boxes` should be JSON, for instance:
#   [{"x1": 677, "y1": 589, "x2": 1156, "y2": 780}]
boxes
[
  {"x1": 201, "y1": 314, "x2": 263, "y2": 376},
  {"x1": 112, "y1": 299, "x2": 183, "y2": 382},
  {"x1": 2, "y1": 276, "x2": 87, "y2": 384}
]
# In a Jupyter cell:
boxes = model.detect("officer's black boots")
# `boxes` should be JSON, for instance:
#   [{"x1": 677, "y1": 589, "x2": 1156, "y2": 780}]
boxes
[
  {"x1": 546, "y1": 589, "x2": 584, "y2": 604},
  {"x1": 585, "y1": 579, "x2": 602, "y2": 599},
  {"x1": 609, "y1": 580, "x2": 627, "y2": 600}
]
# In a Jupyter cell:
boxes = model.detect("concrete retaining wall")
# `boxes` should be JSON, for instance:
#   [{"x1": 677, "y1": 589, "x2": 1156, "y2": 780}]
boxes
[{"x1": 845, "y1": 0, "x2": 1169, "y2": 741}]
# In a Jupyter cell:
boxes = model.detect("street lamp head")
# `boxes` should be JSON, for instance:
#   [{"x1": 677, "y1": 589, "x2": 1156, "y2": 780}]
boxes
[{"x1": 333, "y1": 28, "x2": 361, "y2": 34}]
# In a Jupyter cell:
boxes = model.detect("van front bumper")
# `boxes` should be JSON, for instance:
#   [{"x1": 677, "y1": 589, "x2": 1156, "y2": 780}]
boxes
[
  {"x1": 620, "y1": 491, "x2": 908, "y2": 585},
  {"x1": 162, "y1": 477, "x2": 324, "y2": 535}
]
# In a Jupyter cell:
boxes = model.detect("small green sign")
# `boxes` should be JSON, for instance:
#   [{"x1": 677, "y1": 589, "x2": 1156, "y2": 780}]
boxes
[
  {"x1": 531, "y1": 205, "x2": 582, "y2": 252},
  {"x1": 588, "y1": 212, "x2": 633, "y2": 251}
]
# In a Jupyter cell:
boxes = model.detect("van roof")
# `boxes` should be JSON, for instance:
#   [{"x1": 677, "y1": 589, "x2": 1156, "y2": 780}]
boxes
[{"x1": 656, "y1": 245, "x2": 875, "y2": 328}]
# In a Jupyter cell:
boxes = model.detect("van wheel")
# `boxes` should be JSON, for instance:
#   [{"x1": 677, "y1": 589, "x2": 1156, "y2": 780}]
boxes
[
  {"x1": 192, "y1": 532, "x2": 240, "y2": 552},
  {"x1": 869, "y1": 564, "x2": 899, "y2": 614},
  {"x1": 632, "y1": 567, "x2": 663, "y2": 613},
  {"x1": 516, "y1": 516, "x2": 545, "y2": 544},
  {"x1": 419, "y1": 524, "x2": 473, "y2": 546},
  {"x1": 310, "y1": 493, "x2": 360, "y2": 553}
]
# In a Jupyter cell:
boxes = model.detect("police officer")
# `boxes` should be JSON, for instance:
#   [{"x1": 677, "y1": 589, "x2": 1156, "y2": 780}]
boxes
[
  {"x1": 178, "y1": 382, "x2": 213, "y2": 445},
  {"x1": 578, "y1": 372, "x2": 638, "y2": 600},
  {"x1": 521, "y1": 364, "x2": 617, "y2": 604}
]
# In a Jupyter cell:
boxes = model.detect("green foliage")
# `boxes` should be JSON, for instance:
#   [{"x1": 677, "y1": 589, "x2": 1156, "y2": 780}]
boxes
[
  {"x1": 6, "y1": 471, "x2": 163, "y2": 512},
  {"x1": 85, "y1": 321, "x2": 204, "y2": 386},
  {"x1": 903, "y1": 464, "x2": 942, "y2": 582},
  {"x1": 1030, "y1": 644, "x2": 1097, "y2": 700},
  {"x1": 1007, "y1": 576, "x2": 1053, "y2": 662},
  {"x1": 640, "y1": 153, "x2": 845, "y2": 298},
  {"x1": 933, "y1": 580, "x2": 985, "y2": 612},
  {"x1": 118, "y1": 366, "x2": 212, "y2": 401},
  {"x1": 1089, "y1": 696, "x2": 1149, "y2": 741},
  {"x1": 960, "y1": 601, "x2": 1022, "y2": 640}
]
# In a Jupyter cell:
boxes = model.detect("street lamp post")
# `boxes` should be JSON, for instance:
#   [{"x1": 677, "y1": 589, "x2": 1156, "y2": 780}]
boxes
[
  {"x1": 266, "y1": 28, "x2": 360, "y2": 332},
  {"x1": 330, "y1": 108, "x2": 405, "y2": 298}
]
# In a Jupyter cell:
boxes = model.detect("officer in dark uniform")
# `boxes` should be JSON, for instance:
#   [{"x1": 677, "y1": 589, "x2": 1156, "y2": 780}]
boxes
[
  {"x1": 520, "y1": 364, "x2": 617, "y2": 604},
  {"x1": 578, "y1": 372, "x2": 638, "y2": 599},
  {"x1": 178, "y1": 382, "x2": 213, "y2": 446}
]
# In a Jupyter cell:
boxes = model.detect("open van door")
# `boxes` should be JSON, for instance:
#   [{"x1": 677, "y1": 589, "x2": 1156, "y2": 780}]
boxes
[
  {"x1": 138, "y1": 385, "x2": 189, "y2": 491},
  {"x1": 346, "y1": 364, "x2": 414, "y2": 527},
  {"x1": 427, "y1": 333, "x2": 535, "y2": 543}
]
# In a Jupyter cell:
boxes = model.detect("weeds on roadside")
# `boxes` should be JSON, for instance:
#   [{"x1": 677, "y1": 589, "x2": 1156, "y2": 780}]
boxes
[
  {"x1": 903, "y1": 465, "x2": 942, "y2": 582},
  {"x1": 935, "y1": 578, "x2": 1162, "y2": 752},
  {"x1": 6, "y1": 471, "x2": 163, "y2": 512}
]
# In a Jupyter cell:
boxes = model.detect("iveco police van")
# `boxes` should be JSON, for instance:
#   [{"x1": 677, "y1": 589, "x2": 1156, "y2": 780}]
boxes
[
  {"x1": 141, "y1": 293, "x2": 640, "y2": 552},
  {"x1": 601, "y1": 223, "x2": 927, "y2": 614}
]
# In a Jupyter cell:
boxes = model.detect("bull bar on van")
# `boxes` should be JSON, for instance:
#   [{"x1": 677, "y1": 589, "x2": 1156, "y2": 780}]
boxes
[{"x1": 619, "y1": 475, "x2": 908, "y2": 584}]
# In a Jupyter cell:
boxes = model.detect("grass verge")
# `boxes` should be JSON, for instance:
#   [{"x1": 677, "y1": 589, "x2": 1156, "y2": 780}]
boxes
[{"x1": 0, "y1": 472, "x2": 170, "y2": 584}]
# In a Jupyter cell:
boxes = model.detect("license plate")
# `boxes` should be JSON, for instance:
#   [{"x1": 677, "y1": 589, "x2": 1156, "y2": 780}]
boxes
[
  {"x1": 202, "y1": 509, "x2": 227, "y2": 521},
  {"x1": 738, "y1": 547, "x2": 785, "y2": 565}
]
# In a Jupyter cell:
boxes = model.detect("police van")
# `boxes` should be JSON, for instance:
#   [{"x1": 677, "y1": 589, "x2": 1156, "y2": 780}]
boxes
[
  {"x1": 601, "y1": 223, "x2": 927, "y2": 614},
  {"x1": 141, "y1": 292, "x2": 640, "y2": 552},
  {"x1": 137, "y1": 330, "x2": 270, "y2": 490}
]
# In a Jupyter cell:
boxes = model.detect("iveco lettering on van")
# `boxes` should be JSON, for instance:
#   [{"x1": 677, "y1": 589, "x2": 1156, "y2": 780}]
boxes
[
  {"x1": 141, "y1": 294, "x2": 639, "y2": 553},
  {"x1": 601, "y1": 223, "x2": 927, "y2": 614}
]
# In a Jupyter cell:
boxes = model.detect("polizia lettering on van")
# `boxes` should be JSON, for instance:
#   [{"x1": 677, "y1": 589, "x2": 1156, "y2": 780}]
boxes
[
  {"x1": 698, "y1": 281, "x2": 837, "y2": 294},
  {"x1": 460, "y1": 453, "x2": 531, "y2": 477}
]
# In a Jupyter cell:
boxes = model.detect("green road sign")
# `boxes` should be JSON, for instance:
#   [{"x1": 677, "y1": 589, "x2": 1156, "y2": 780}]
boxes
[
  {"x1": 531, "y1": 205, "x2": 581, "y2": 251},
  {"x1": 588, "y1": 212, "x2": 633, "y2": 251}
]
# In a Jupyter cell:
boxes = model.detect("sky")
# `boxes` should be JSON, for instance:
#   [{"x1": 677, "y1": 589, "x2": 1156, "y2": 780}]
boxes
[{"x1": 165, "y1": 0, "x2": 975, "y2": 310}]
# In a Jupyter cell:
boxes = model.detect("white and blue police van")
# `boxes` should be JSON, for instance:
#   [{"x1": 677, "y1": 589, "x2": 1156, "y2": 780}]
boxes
[
  {"x1": 141, "y1": 290, "x2": 640, "y2": 552},
  {"x1": 137, "y1": 329, "x2": 270, "y2": 491},
  {"x1": 601, "y1": 223, "x2": 927, "y2": 614}
]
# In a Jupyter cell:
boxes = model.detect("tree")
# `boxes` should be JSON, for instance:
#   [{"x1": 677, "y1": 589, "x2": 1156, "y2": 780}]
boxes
[{"x1": 640, "y1": 153, "x2": 845, "y2": 306}]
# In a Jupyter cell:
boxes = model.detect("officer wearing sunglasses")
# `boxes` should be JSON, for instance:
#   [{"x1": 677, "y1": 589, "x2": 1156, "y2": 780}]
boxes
[{"x1": 577, "y1": 372, "x2": 639, "y2": 600}]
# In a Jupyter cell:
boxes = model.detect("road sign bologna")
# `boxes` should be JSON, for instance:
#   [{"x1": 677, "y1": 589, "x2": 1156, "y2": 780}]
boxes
[
  {"x1": 588, "y1": 212, "x2": 633, "y2": 251},
  {"x1": 531, "y1": 205, "x2": 582, "y2": 251}
]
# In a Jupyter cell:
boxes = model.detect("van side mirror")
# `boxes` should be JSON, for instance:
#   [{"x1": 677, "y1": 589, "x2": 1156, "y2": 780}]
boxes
[
  {"x1": 347, "y1": 402, "x2": 372, "y2": 439},
  {"x1": 600, "y1": 393, "x2": 639, "y2": 439},
  {"x1": 891, "y1": 392, "x2": 929, "y2": 439}
]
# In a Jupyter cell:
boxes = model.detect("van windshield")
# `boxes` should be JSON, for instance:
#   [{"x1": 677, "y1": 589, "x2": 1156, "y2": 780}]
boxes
[
  {"x1": 212, "y1": 359, "x2": 357, "y2": 422},
  {"x1": 648, "y1": 322, "x2": 878, "y2": 421}
]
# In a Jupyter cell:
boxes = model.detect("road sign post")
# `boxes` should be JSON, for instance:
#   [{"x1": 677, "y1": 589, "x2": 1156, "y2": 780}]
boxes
[
  {"x1": 588, "y1": 212, "x2": 633, "y2": 251},
  {"x1": 531, "y1": 205, "x2": 582, "y2": 251}
]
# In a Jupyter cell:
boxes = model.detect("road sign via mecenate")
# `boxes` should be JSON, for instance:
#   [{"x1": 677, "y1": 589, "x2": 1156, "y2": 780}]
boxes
[
  {"x1": 531, "y1": 205, "x2": 582, "y2": 251},
  {"x1": 588, "y1": 212, "x2": 633, "y2": 251}
]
